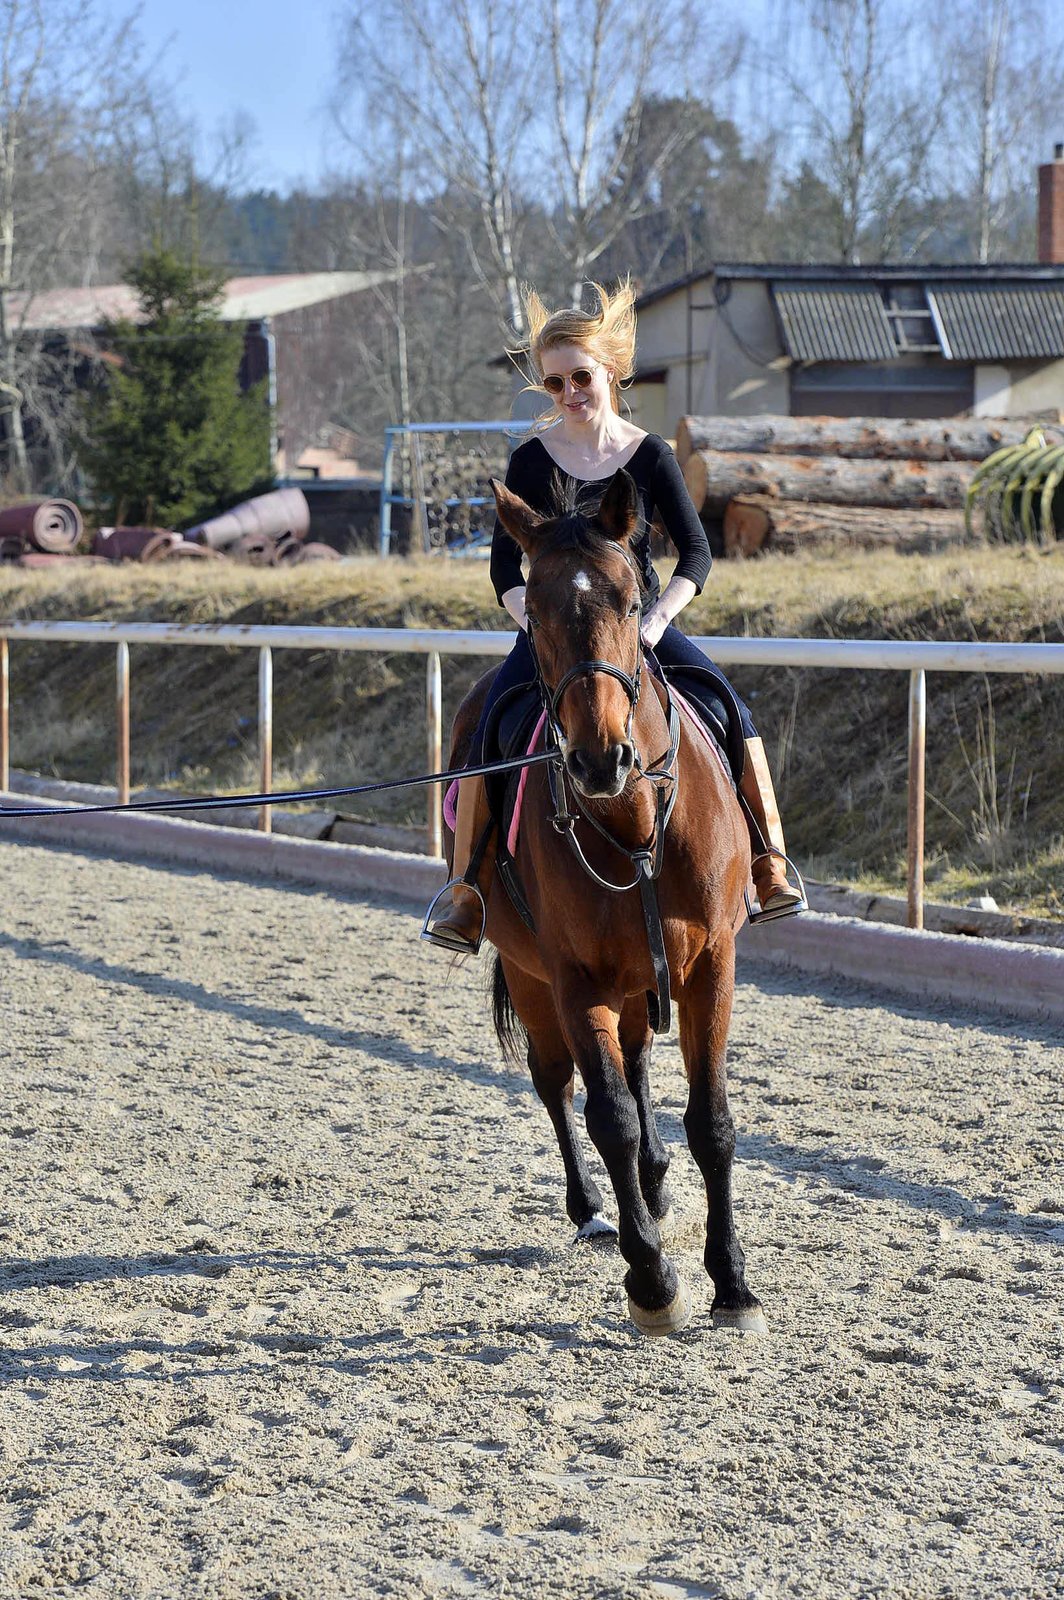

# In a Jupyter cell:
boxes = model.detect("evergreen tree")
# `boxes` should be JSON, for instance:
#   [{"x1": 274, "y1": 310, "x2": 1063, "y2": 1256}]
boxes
[{"x1": 83, "y1": 250, "x2": 270, "y2": 527}]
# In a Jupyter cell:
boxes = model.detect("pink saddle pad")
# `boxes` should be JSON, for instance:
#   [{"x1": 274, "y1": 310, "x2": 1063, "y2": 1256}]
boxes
[
  {"x1": 445, "y1": 692, "x2": 725, "y2": 856},
  {"x1": 442, "y1": 709, "x2": 548, "y2": 854}
]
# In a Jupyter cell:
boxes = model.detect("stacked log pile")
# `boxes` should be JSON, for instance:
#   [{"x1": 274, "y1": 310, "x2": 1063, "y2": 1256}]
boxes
[{"x1": 675, "y1": 414, "x2": 1063, "y2": 558}]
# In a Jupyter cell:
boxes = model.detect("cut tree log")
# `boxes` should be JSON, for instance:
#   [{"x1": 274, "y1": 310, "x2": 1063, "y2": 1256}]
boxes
[
  {"x1": 722, "y1": 495, "x2": 973, "y2": 558},
  {"x1": 683, "y1": 449, "x2": 974, "y2": 515},
  {"x1": 674, "y1": 414, "x2": 1058, "y2": 467}
]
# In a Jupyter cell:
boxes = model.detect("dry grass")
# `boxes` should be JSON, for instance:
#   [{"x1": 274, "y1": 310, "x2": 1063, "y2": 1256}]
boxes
[{"x1": 2, "y1": 543, "x2": 1063, "y2": 916}]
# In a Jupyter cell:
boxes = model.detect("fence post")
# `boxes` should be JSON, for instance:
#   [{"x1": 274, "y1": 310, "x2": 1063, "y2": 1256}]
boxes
[
  {"x1": 116, "y1": 641, "x2": 130, "y2": 805},
  {"x1": 427, "y1": 650, "x2": 442, "y2": 857},
  {"x1": 907, "y1": 668, "x2": 926, "y2": 930},
  {"x1": 0, "y1": 637, "x2": 8, "y2": 793},
  {"x1": 259, "y1": 646, "x2": 273, "y2": 834}
]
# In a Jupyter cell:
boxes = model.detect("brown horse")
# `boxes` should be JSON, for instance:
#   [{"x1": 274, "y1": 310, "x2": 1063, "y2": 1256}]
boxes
[{"x1": 447, "y1": 469, "x2": 766, "y2": 1337}]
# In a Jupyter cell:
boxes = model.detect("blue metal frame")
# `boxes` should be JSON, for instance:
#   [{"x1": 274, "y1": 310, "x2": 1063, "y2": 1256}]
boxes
[{"x1": 378, "y1": 419, "x2": 538, "y2": 555}]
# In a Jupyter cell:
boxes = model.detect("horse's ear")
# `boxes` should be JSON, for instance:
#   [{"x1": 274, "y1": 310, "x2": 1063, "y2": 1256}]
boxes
[
  {"x1": 490, "y1": 479, "x2": 546, "y2": 554},
  {"x1": 596, "y1": 468, "x2": 639, "y2": 547}
]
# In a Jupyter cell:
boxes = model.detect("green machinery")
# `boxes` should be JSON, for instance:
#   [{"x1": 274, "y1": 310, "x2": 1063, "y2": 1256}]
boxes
[{"x1": 966, "y1": 427, "x2": 1064, "y2": 544}]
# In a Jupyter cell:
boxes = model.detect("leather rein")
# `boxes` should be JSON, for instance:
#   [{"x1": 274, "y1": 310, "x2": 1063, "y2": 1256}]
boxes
[{"x1": 526, "y1": 559, "x2": 682, "y2": 1033}]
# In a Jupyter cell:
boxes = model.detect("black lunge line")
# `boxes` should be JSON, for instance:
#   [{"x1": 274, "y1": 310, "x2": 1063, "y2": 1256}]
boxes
[{"x1": 0, "y1": 749, "x2": 560, "y2": 822}]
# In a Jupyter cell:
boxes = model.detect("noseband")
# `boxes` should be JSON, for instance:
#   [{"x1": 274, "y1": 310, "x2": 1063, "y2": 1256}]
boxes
[{"x1": 542, "y1": 653, "x2": 642, "y2": 749}]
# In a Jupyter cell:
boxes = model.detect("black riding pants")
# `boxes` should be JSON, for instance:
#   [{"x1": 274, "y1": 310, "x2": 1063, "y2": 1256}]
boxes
[{"x1": 471, "y1": 624, "x2": 757, "y2": 760}]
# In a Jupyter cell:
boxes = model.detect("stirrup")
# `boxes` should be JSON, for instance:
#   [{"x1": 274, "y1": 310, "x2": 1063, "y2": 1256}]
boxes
[
  {"x1": 419, "y1": 877, "x2": 486, "y2": 955},
  {"x1": 744, "y1": 848, "x2": 808, "y2": 926}
]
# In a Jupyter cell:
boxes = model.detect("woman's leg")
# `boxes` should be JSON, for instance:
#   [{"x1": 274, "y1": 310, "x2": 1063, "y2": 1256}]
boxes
[
  {"x1": 653, "y1": 626, "x2": 804, "y2": 920},
  {"x1": 422, "y1": 631, "x2": 536, "y2": 953}
]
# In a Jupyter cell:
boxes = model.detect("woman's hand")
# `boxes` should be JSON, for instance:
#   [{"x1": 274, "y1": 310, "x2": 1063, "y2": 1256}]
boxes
[
  {"x1": 501, "y1": 585, "x2": 528, "y2": 631},
  {"x1": 640, "y1": 576, "x2": 697, "y2": 650},
  {"x1": 639, "y1": 602, "x2": 670, "y2": 650}
]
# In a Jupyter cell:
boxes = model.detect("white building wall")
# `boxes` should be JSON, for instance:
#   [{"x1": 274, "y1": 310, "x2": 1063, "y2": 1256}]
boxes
[
  {"x1": 631, "y1": 277, "x2": 789, "y2": 434},
  {"x1": 708, "y1": 282, "x2": 790, "y2": 417}
]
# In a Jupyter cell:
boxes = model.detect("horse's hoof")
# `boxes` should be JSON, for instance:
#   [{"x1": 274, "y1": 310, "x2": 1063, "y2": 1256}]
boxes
[
  {"x1": 573, "y1": 1213, "x2": 618, "y2": 1245},
  {"x1": 628, "y1": 1277, "x2": 692, "y2": 1338},
  {"x1": 712, "y1": 1301, "x2": 768, "y2": 1334}
]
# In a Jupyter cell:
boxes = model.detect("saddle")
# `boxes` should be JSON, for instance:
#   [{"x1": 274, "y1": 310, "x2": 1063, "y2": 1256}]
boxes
[
  {"x1": 479, "y1": 679, "x2": 542, "y2": 931},
  {"x1": 476, "y1": 658, "x2": 747, "y2": 933}
]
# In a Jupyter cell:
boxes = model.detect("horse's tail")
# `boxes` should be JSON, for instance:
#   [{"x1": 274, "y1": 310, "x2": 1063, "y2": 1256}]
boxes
[{"x1": 491, "y1": 955, "x2": 526, "y2": 1068}]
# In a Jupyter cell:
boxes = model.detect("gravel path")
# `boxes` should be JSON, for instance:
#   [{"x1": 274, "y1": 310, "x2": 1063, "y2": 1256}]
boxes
[{"x1": 0, "y1": 838, "x2": 1062, "y2": 1600}]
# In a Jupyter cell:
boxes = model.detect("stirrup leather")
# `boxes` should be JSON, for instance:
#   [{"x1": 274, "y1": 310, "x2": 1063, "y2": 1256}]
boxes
[
  {"x1": 419, "y1": 877, "x2": 487, "y2": 955},
  {"x1": 744, "y1": 846, "x2": 808, "y2": 926}
]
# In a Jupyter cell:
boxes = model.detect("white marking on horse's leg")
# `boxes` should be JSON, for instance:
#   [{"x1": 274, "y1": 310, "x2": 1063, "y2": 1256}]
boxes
[
  {"x1": 572, "y1": 570, "x2": 591, "y2": 592},
  {"x1": 573, "y1": 1212, "x2": 618, "y2": 1244}
]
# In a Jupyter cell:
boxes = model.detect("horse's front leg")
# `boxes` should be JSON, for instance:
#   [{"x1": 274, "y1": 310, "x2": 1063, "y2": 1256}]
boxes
[
  {"x1": 502, "y1": 962, "x2": 617, "y2": 1243},
  {"x1": 563, "y1": 990, "x2": 690, "y2": 1336},
  {"x1": 619, "y1": 996, "x2": 673, "y2": 1226},
  {"x1": 679, "y1": 936, "x2": 766, "y2": 1332}
]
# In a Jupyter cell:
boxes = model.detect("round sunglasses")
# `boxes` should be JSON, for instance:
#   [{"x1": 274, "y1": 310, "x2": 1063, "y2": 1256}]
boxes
[{"x1": 541, "y1": 361, "x2": 603, "y2": 395}]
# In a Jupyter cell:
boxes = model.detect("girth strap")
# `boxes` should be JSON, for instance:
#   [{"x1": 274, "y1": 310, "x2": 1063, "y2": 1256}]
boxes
[{"x1": 637, "y1": 854, "x2": 671, "y2": 1034}]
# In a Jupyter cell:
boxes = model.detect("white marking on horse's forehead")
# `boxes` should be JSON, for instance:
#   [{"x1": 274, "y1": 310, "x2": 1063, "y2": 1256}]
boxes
[{"x1": 573, "y1": 570, "x2": 592, "y2": 592}]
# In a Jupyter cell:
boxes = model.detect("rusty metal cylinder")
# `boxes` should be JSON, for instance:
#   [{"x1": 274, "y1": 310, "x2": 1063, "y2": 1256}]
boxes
[
  {"x1": 188, "y1": 488, "x2": 310, "y2": 551},
  {"x1": 0, "y1": 500, "x2": 83, "y2": 553}
]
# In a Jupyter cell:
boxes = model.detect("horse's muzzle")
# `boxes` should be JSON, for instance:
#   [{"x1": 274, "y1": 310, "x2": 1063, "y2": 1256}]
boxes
[{"x1": 565, "y1": 741, "x2": 635, "y2": 798}]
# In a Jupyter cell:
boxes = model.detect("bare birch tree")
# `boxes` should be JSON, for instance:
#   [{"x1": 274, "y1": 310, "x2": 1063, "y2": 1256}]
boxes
[
  {"x1": 334, "y1": 0, "x2": 535, "y2": 335},
  {"x1": 0, "y1": 0, "x2": 171, "y2": 489},
  {"x1": 777, "y1": 0, "x2": 953, "y2": 262},
  {"x1": 945, "y1": 0, "x2": 1064, "y2": 261},
  {"x1": 541, "y1": 0, "x2": 728, "y2": 301}
]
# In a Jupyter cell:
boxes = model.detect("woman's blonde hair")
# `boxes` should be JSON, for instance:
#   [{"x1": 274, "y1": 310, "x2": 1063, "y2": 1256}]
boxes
[{"x1": 515, "y1": 277, "x2": 637, "y2": 418}]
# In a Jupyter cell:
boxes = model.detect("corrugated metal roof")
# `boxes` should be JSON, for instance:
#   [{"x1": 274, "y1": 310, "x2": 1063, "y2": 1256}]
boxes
[
  {"x1": 927, "y1": 286, "x2": 1064, "y2": 360},
  {"x1": 771, "y1": 284, "x2": 897, "y2": 362},
  {"x1": 635, "y1": 262, "x2": 1064, "y2": 314},
  {"x1": 9, "y1": 271, "x2": 399, "y2": 332}
]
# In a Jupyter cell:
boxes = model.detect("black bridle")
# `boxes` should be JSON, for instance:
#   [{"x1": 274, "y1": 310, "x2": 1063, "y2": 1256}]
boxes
[
  {"x1": 545, "y1": 654, "x2": 642, "y2": 749},
  {"x1": 525, "y1": 550, "x2": 682, "y2": 1032}
]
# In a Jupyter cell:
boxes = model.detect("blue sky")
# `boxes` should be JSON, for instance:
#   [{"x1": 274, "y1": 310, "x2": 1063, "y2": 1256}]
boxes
[
  {"x1": 125, "y1": 0, "x2": 340, "y2": 190},
  {"x1": 121, "y1": 0, "x2": 778, "y2": 193}
]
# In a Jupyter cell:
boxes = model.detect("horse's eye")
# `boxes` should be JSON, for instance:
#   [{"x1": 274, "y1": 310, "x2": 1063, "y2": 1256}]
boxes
[{"x1": 627, "y1": 600, "x2": 641, "y2": 618}]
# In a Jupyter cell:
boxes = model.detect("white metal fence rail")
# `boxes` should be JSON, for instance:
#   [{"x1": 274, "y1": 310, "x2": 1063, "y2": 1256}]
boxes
[{"x1": 1, "y1": 621, "x2": 1061, "y2": 929}]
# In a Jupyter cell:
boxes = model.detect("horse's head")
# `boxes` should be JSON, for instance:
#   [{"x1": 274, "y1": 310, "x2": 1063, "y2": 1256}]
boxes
[{"x1": 491, "y1": 468, "x2": 645, "y2": 799}]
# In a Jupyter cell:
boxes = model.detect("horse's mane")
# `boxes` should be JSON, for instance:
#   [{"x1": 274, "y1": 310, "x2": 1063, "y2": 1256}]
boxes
[{"x1": 536, "y1": 470, "x2": 649, "y2": 599}]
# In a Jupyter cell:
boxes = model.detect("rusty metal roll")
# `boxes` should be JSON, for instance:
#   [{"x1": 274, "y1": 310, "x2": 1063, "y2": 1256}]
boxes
[
  {"x1": 274, "y1": 530, "x2": 304, "y2": 563},
  {"x1": 233, "y1": 532, "x2": 275, "y2": 565},
  {"x1": 188, "y1": 487, "x2": 310, "y2": 551},
  {"x1": 93, "y1": 526, "x2": 173, "y2": 561},
  {"x1": 0, "y1": 499, "x2": 83, "y2": 553},
  {"x1": 140, "y1": 531, "x2": 184, "y2": 562},
  {"x1": 166, "y1": 541, "x2": 216, "y2": 559}
]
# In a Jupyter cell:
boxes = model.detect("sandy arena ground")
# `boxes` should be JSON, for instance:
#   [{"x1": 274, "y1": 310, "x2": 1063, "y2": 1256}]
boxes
[{"x1": 0, "y1": 837, "x2": 1062, "y2": 1599}]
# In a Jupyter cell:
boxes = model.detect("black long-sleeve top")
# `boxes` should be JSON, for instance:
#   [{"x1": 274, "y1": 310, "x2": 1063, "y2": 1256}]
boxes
[{"x1": 488, "y1": 433, "x2": 712, "y2": 607}]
